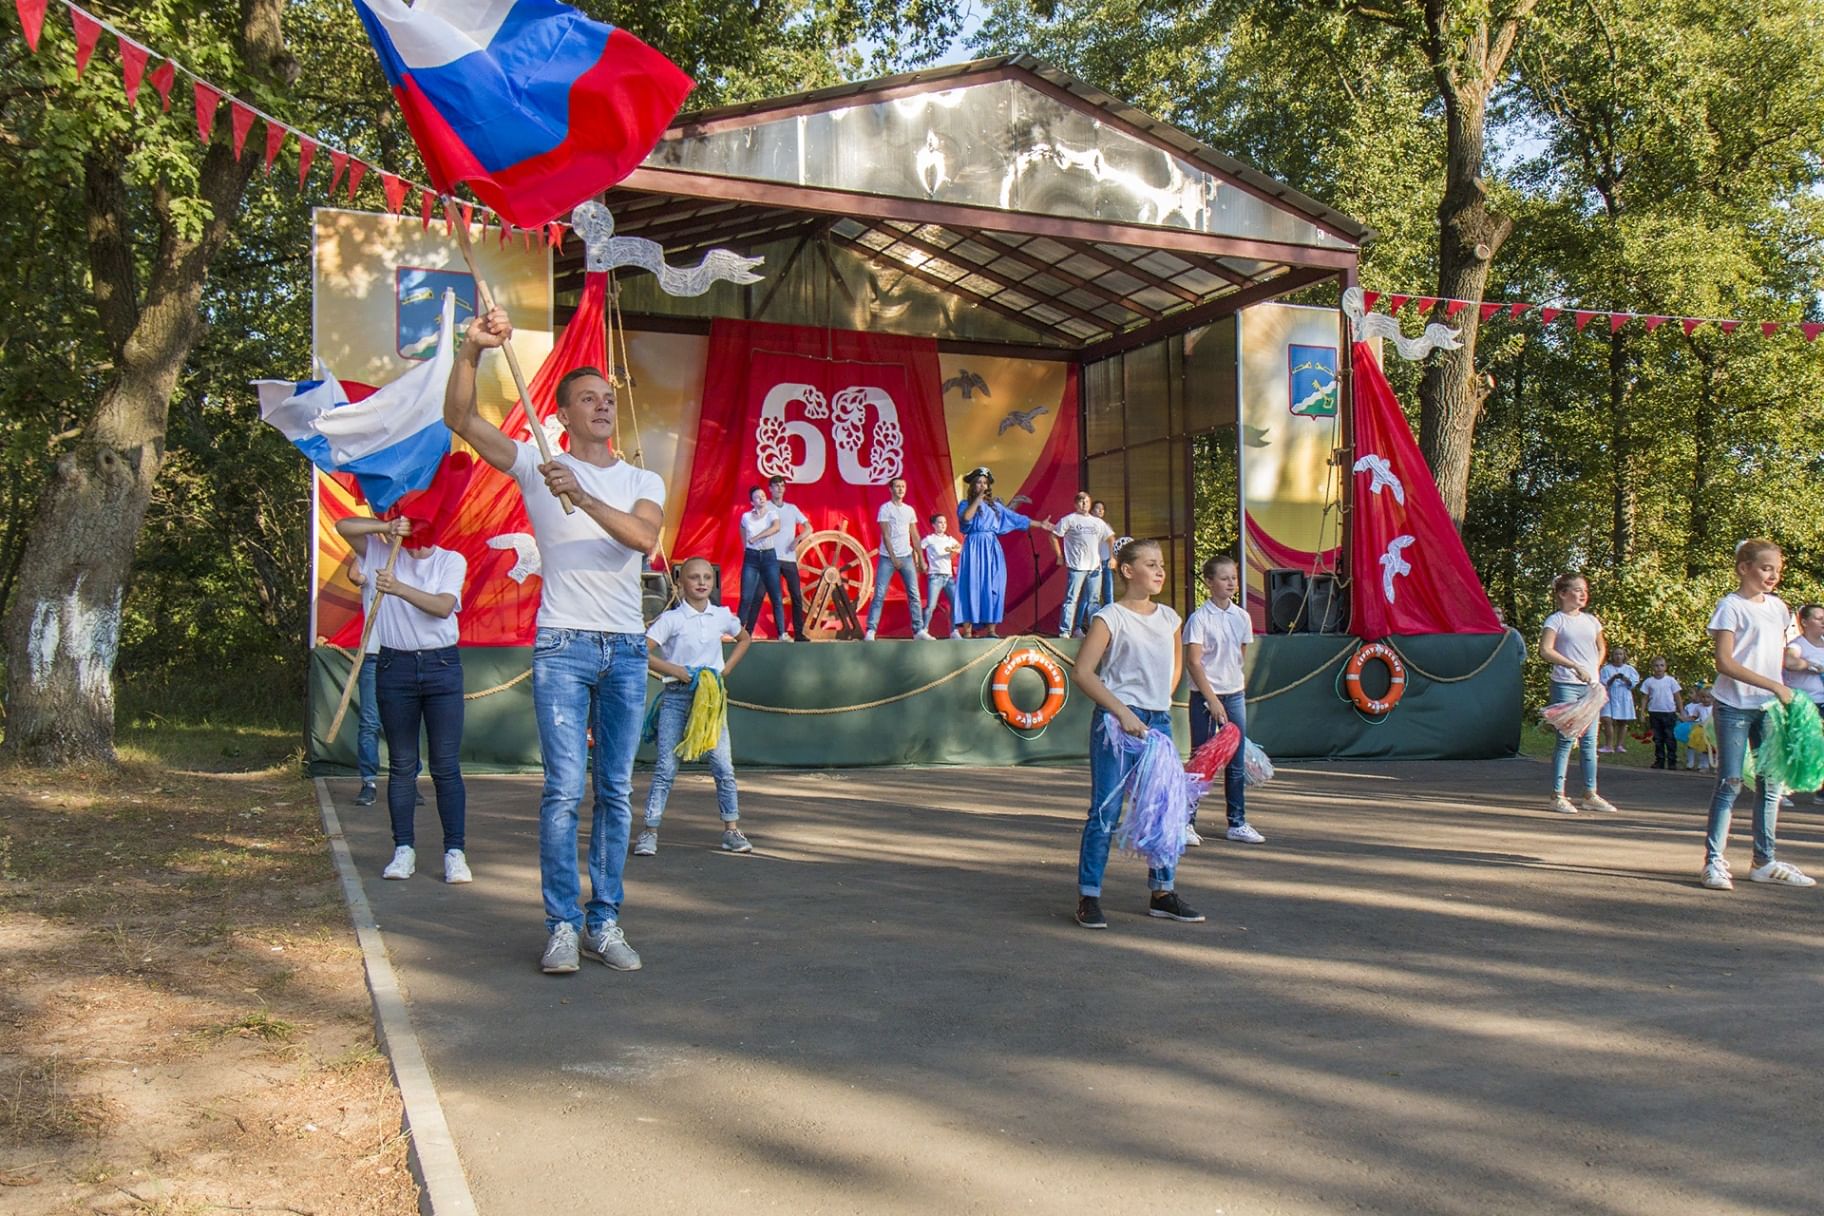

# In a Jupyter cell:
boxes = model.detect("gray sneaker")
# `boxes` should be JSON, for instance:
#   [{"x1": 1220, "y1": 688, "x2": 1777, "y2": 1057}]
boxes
[
  {"x1": 633, "y1": 829, "x2": 658, "y2": 856},
  {"x1": 721, "y1": 826, "x2": 753, "y2": 853},
  {"x1": 540, "y1": 923, "x2": 580, "y2": 974},
  {"x1": 582, "y1": 923, "x2": 642, "y2": 971}
]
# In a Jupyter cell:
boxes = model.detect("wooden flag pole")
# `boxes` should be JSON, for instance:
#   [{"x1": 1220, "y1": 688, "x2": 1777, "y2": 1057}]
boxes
[
  {"x1": 445, "y1": 201, "x2": 575, "y2": 514},
  {"x1": 325, "y1": 534, "x2": 403, "y2": 743}
]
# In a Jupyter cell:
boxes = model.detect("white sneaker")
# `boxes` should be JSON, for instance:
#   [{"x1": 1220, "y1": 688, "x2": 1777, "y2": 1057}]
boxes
[
  {"x1": 1701, "y1": 861, "x2": 1734, "y2": 890},
  {"x1": 443, "y1": 849, "x2": 472, "y2": 884},
  {"x1": 1226, "y1": 824, "x2": 1266, "y2": 844},
  {"x1": 863, "y1": 628, "x2": 877, "y2": 641},
  {"x1": 914, "y1": 629, "x2": 934, "y2": 640},
  {"x1": 1748, "y1": 859, "x2": 1817, "y2": 887},
  {"x1": 633, "y1": 829, "x2": 658, "y2": 856},
  {"x1": 1779, "y1": 794, "x2": 1795, "y2": 808},
  {"x1": 1183, "y1": 824, "x2": 1203, "y2": 847},
  {"x1": 382, "y1": 846, "x2": 416, "y2": 880},
  {"x1": 1549, "y1": 795, "x2": 1579, "y2": 814},
  {"x1": 1580, "y1": 793, "x2": 1617, "y2": 813}
]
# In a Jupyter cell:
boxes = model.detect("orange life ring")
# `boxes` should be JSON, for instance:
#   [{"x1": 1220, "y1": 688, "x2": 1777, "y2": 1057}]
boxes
[
  {"x1": 991, "y1": 648, "x2": 1068, "y2": 730},
  {"x1": 1344, "y1": 642, "x2": 1407, "y2": 716}
]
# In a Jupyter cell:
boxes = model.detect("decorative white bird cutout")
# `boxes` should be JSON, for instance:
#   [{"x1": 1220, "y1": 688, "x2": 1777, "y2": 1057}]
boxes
[
  {"x1": 998, "y1": 406, "x2": 1049, "y2": 435},
  {"x1": 571, "y1": 201, "x2": 764, "y2": 297},
  {"x1": 1352, "y1": 453, "x2": 1407, "y2": 505},
  {"x1": 1380, "y1": 534, "x2": 1416, "y2": 603},
  {"x1": 487, "y1": 533, "x2": 542, "y2": 583},
  {"x1": 530, "y1": 412, "x2": 567, "y2": 452}
]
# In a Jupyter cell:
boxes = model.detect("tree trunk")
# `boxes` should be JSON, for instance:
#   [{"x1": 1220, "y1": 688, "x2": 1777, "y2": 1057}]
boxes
[
  {"x1": 0, "y1": 0, "x2": 291, "y2": 765},
  {"x1": 1686, "y1": 342, "x2": 1720, "y2": 578},
  {"x1": 1607, "y1": 330, "x2": 1633, "y2": 566}
]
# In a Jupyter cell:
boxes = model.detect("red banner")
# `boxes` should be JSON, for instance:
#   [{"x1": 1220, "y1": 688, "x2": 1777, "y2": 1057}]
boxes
[
  {"x1": 1347, "y1": 342, "x2": 1501, "y2": 637},
  {"x1": 674, "y1": 321, "x2": 956, "y2": 635}
]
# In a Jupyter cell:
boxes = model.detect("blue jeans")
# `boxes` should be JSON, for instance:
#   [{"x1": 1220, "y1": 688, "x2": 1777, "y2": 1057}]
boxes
[
  {"x1": 531, "y1": 629, "x2": 647, "y2": 933},
  {"x1": 925, "y1": 572, "x2": 959, "y2": 635},
  {"x1": 1058, "y1": 568, "x2": 1101, "y2": 636},
  {"x1": 644, "y1": 684, "x2": 739, "y2": 825},
  {"x1": 738, "y1": 548, "x2": 786, "y2": 638},
  {"x1": 1549, "y1": 680, "x2": 1599, "y2": 795},
  {"x1": 357, "y1": 654, "x2": 380, "y2": 783},
  {"x1": 375, "y1": 647, "x2": 465, "y2": 851},
  {"x1": 1078, "y1": 706, "x2": 1175, "y2": 896},
  {"x1": 1097, "y1": 568, "x2": 1114, "y2": 620},
  {"x1": 865, "y1": 552, "x2": 925, "y2": 633},
  {"x1": 1188, "y1": 691, "x2": 1247, "y2": 828},
  {"x1": 1704, "y1": 702, "x2": 1781, "y2": 867}
]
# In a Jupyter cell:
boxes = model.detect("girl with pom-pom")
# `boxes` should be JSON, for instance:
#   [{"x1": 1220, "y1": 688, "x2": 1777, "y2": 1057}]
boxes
[
  {"x1": 1702, "y1": 540, "x2": 1816, "y2": 890},
  {"x1": 1071, "y1": 538, "x2": 1203, "y2": 930},
  {"x1": 1539, "y1": 573, "x2": 1619, "y2": 814}
]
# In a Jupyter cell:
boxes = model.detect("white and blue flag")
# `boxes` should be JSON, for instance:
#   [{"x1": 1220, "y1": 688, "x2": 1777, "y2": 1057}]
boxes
[{"x1": 254, "y1": 290, "x2": 457, "y2": 511}]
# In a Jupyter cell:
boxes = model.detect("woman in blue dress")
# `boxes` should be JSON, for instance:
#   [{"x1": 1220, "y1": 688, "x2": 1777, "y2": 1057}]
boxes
[{"x1": 955, "y1": 467, "x2": 1046, "y2": 638}]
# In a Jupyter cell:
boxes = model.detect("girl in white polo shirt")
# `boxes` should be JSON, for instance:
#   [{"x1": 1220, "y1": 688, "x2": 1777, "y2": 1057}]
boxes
[
  {"x1": 1539, "y1": 572, "x2": 1617, "y2": 815},
  {"x1": 638, "y1": 556, "x2": 755, "y2": 856},
  {"x1": 1183, "y1": 554, "x2": 1262, "y2": 847},
  {"x1": 1071, "y1": 539, "x2": 1202, "y2": 930}
]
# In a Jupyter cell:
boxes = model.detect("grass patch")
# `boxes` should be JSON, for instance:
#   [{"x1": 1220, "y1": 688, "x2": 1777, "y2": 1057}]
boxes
[
  {"x1": 211, "y1": 1010, "x2": 299, "y2": 1042},
  {"x1": 0, "y1": 1056, "x2": 113, "y2": 1143}
]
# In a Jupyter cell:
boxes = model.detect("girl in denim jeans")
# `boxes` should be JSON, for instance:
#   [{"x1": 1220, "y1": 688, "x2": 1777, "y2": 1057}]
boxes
[
  {"x1": 1700, "y1": 539, "x2": 1816, "y2": 891},
  {"x1": 1538, "y1": 573, "x2": 1617, "y2": 815},
  {"x1": 1071, "y1": 539, "x2": 1202, "y2": 930}
]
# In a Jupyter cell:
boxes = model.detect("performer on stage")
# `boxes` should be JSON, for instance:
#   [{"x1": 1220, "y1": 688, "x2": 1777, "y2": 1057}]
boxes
[
  {"x1": 443, "y1": 305, "x2": 662, "y2": 975},
  {"x1": 954, "y1": 467, "x2": 1046, "y2": 639},
  {"x1": 864, "y1": 477, "x2": 929, "y2": 640},
  {"x1": 767, "y1": 475, "x2": 811, "y2": 642},
  {"x1": 1051, "y1": 490, "x2": 1115, "y2": 638},
  {"x1": 737, "y1": 486, "x2": 787, "y2": 639}
]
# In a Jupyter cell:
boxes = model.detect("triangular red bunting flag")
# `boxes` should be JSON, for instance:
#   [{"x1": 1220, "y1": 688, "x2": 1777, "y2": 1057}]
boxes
[
  {"x1": 499, "y1": 220, "x2": 510, "y2": 246},
  {"x1": 1361, "y1": 291, "x2": 1380, "y2": 311},
  {"x1": 118, "y1": 39, "x2": 148, "y2": 106},
  {"x1": 1682, "y1": 318, "x2": 1704, "y2": 336},
  {"x1": 15, "y1": 0, "x2": 46, "y2": 52},
  {"x1": 547, "y1": 223, "x2": 561, "y2": 247},
  {"x1": 1609, "y1": 313, "x2": 1630, "y2": 334},
  {"x1": 297, "y1": 137, "x2": 316, "y2": 187},
  {"x1": 70, "y1": 8, "x2": 101, "y2": 77},
  {"x1": 346, "y1": 159, "x2": 367, "y2": 200},
  {"x1": 229, "y1": 102, "x2": 257, "y2": 159},
  {"x1": 1387, "y1": 294, "x2": 1410, "y2": 313},
  {"x1": 1539, "y1": 307, "x2": 1561, "y2": 324},
  {"x1": 1478, "y1": 302, "x2": 1501, "y2": 321},
  {"x1": 1417, "y1": 296, "x2": 1438, "y2": 313},
  {"x1": 193, "y1": 82, "x2": 221, "y2": 145},
  {"x1": 1574, "y1": 310, "x2": 1596, "y2": 332},
  {"x1": 382, "y1": 172, "x2": 407, "y2": 214},
  {"x1": 1761, "y1": 322, "x2": 1780, "y2": 337},
  {"x1": 262, "y1": 121, "x2": 285, "y2": 173},
  {"x1": 1643, "y1": 315, "x2": 1668, "y2": 332},
  {"x1": 460, "y1": 203, "x2": 474, "y2": 234},
  {"x1": 1719, "y1": 320, "x2": 1740, "y2": 335},
  {"x1": 149, "y1": 60, "x2": 175, "y2": 110},
  {"x1": 420, "y1": 190, "x2": 435, "y2": 230},
  {"x1": 327, "y1": 150, "x2": 349, "y2": 195},
  {"x1": 1509, "y1": 302, "x2": 1532, "y2": 320},
  {"x1": 1804, "y1": 323, "x2": 1824, "y2": 343}
]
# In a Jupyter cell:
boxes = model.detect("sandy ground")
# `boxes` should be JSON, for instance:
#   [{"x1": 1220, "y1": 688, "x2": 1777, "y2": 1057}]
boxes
[{"x1": 332, "y1": 757, "x2": 1824, "y2": 1216}]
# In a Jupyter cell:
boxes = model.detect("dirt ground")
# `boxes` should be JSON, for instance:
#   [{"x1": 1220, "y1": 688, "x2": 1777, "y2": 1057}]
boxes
[{"x1": 0, "y1": 727, "x2": 419, "y2": 1216}]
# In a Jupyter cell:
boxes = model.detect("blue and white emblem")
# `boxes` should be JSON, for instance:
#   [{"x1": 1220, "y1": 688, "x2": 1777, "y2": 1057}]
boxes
[
  {"x1": 1288, "y1": 344, "x2": 1339, "y2": 417},
  {"x1": 396, "y1": 268, "x2": 474, "y2": 361}
]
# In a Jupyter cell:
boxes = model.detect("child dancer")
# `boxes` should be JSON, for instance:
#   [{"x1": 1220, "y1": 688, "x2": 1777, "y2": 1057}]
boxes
[
  {"x1": 1072, "y1": 538, "x2": 1203, "y2": 929},
  {"x1": 1539, "y1": 573, "x2": 1618, "y2": 814},
  {"x1": 1638, "y1": 657, "x2": 1682, "y2": 770},
  {"x1": 1683, "y1": 688, "x2": 1713, "y2": 771},
  {"x1": 920, "y1": 512, "x2": 962, "y2": 637},
  {"x1": 334, "y1": 515, "x2": 470, "y2": 883},
  {"x1": 639, "y1": 557, "x2": 754, "y2": 856},
  {"x1": 1785, "y1": 604, "x2": 1824, "y2": 803},
  {"x1": 1701, "y1": 540, "x2": 1816, "y2": 889},
  {"x1": 1599, "y1": 645, "x2": 1640, "y2": 754},
  {"x1": 1183, "y1": 555, "x2": 1263, "y2": 848}
]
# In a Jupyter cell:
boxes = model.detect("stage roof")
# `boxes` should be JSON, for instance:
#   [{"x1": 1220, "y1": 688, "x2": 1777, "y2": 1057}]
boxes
[{"x1": 563, "y1": 57, "x2": 1367, "y2": 359}]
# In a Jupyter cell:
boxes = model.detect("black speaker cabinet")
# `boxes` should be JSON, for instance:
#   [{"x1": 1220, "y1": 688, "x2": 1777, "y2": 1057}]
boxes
[
  {"x1": 1307, "y1": 573, "x2": 1348, "y2": 634},
  {"x1": 1265, "y1": 569, "x2": 1347, "y2": 634}
]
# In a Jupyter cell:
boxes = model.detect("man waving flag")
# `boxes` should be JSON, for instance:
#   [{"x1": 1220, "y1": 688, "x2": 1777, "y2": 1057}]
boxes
[{"x1": 352, "y1": 0, "x2": 694, "y2": 228}]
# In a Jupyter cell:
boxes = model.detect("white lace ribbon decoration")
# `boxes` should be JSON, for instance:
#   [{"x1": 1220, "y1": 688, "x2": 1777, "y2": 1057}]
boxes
[
  {"x1": 571, "y1": 201, "x2": 765, "y2": 297},
  {"x1": 1342, "y1": 286, "x2": 1463, "y2": 360}
]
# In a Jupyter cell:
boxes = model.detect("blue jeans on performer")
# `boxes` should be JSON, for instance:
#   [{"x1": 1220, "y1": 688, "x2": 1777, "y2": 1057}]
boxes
[
  {"x1": 925, "y1": 572, "x2": 959, "y2": 636},
  {"x1": 531, "y1": 629, "x2": 646, "y2": 934},
  {"x1": 1078, "y1": 706, "x2": 1175, "y2": 896},
  {"x1": 739, "y1": 548, "x2": 786, "y2": 638},
  {"x1": 1188, "y1": 690, "x2": 1248, "y2": 828},
  {"x1": 1704, "y1": 701, "x2": 1781, "y2": 868},
  {"x1": 778, "y1": 560, "x2": 807, "y2": 640},
  {"x1": 375, "y1": 646, "x2": 465, "y2": 851},
  {"x1": 865, "y1": 552, "x2": 925, "y2": 633},
  {"x1": 1549, "y1": 680, "x2": 1599, "y2": 795},
  {"x1": 644, "y1": 684, "x2": 739, "y2": 827},
  {"x1": 1058, "y1": 568, "x2": 1101, "y2": 636},
  {"x1": 357, "y1": 653, "x2": 380, "y2": 784}
]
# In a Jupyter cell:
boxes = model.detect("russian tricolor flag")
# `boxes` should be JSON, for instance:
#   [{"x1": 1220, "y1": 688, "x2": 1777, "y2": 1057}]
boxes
[{"x1": 352, "y1": 0, "x2": 693, "y2": 229}]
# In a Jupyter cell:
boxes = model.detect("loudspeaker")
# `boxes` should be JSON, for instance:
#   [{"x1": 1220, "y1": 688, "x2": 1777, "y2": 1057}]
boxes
[
  {"x1": 1266, "y1": 568, "x2": 1308, "y2": 634},
  {"x1": 1307, "y1": 574, "x2": 1348, "y2": 634}
]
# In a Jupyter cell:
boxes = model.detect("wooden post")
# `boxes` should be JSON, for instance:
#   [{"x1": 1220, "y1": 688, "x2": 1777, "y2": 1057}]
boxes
[{"x1": 325, "y1": 534, "x2": 403, "y2": 742}]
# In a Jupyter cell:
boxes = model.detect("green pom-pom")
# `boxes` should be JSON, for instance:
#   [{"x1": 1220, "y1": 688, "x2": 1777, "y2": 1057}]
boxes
[
  {"x1": 1741, "y1": 732, "x2": 1758, "y2": 787},
  {"x1": 1783, "y1": 696, "x2": 1824, "y2": 791},
  {"x1": 1758, "y1": 702, "x2": 1791, "y2": 793}
]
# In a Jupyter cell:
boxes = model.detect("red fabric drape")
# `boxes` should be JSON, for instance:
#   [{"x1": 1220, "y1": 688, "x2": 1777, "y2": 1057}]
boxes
[{"x1": 1347, "y1": 342, "x2": 1501, "y2": 637}]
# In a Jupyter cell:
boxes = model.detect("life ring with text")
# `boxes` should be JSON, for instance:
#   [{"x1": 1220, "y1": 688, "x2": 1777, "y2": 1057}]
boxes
[
  {"x1": 1344, "y1": 642, "x2": 1406, "y2": 716},
  {"x1": 991, "y1": 649, "x2": 1068, "y2": 730}
]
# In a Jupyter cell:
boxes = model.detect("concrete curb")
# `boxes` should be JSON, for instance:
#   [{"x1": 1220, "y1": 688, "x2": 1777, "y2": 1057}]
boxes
[{"x1": 313, "y1": 778, "x2": 478, "y2": 1216}]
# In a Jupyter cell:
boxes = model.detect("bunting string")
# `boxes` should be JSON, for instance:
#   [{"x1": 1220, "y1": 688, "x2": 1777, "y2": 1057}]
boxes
[{"x1": 1359, "y1": 290, "x2": 1824, "y2": 344}]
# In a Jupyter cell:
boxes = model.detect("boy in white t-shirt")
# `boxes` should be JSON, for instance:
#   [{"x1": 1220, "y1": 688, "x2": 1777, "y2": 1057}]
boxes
[
  {"x1": 1637, "y1": 656, "x2": 1682, "y2": 770},
  {"x1": 639, "y1": 557, "x2": 754, "y2": 857},
  {"x1": 1182, "y1": 555, "x2": 1263, "y2": 846},
  {"x1": 864, "y1": 477, "x2": 929, "y2": 640},
  {"x1": 1051, "y1": 490, "x2": 1116, "y2": 637},
  {"x1": 920, "y1": 512, "x2": 962, "y2": 637}
]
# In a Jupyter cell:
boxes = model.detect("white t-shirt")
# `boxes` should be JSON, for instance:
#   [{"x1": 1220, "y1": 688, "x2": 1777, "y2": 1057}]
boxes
[
  {"x1": 1093, "y1": 601, "x2": 1183, "y2": 712},
  {"x1": 1054, "y1": 512, "x2": 1115, "y2": 571},
  {"x1": 1183, "y1": 598, "x2": 1251, "y2": 695},
  {"x1": 876, "y1": 501, "x2": 917, "y2": 558},
  {"x1": 769, "y1": 501, "x2": 808, "y2": 561},
  {"x1": 508, "y1": 441, "x2": 664, "y2": 634},
  {"x1": 1708, "y1": 592, "x2": 1792, "y2": 709},
  {"x1": 1684, "y1": 701, "x2": 1711, "y2": 726},
  {"x1": 740, "y1": 504, "x2": 777, "y2": 548},
  {"x1": 921, "y1": 533, "x2": 961, "y2": 577},
  {"x1": 1786, "y1": 635, "x2": 1824, "y2": 702},
  {"x1": 1542, "y1": 610, "x2": 1602, "y2": 685},
  {"x1": 1640, "y1": 674, "x2": 1682, "y2": 714},
  {"x1": 364, "y1": 536, "x2": 465, "y2": 651},
  {"x1": 646, "y1": 600, "x2": 741, "y2": 683}
]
